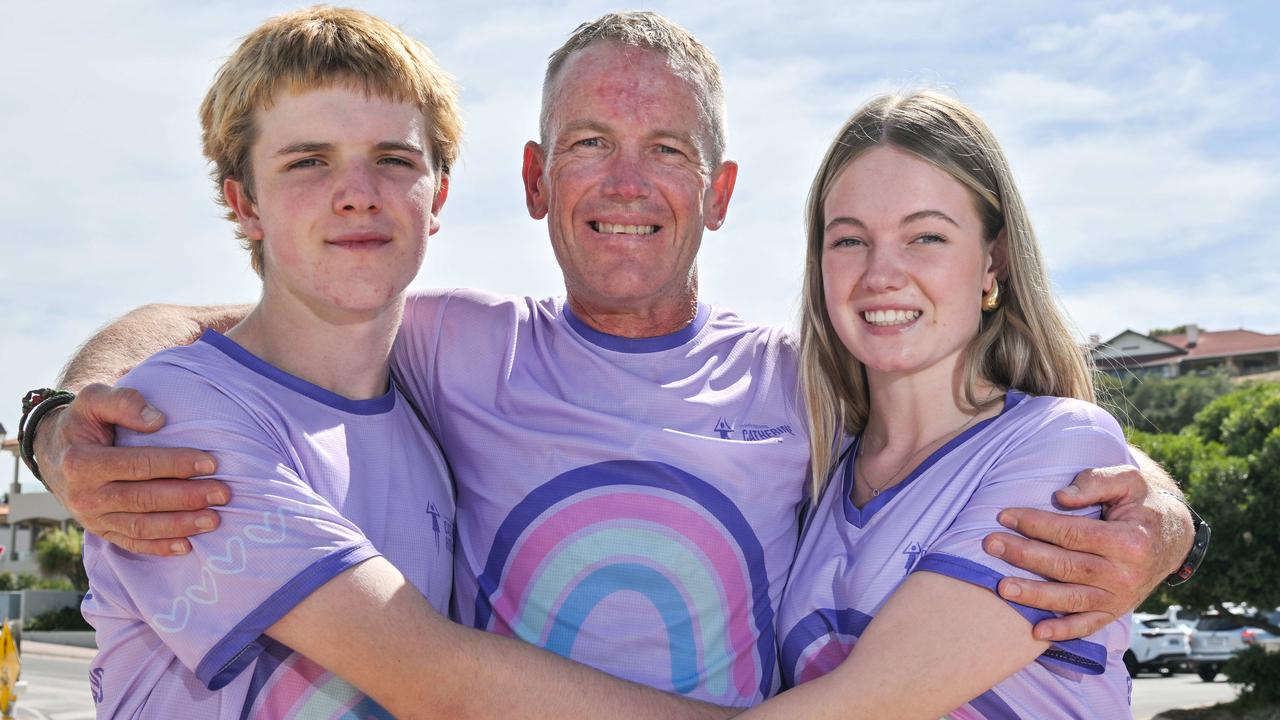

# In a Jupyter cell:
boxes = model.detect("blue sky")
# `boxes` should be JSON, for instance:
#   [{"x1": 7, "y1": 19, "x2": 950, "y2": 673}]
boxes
[{"x1": 2, "y1": 1, "x2": 1277, "y2": 487}]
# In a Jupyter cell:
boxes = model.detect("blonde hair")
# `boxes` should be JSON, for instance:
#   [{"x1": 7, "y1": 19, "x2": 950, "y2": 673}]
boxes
[
  {"x1": 800, "y1": 91, "x2": 1095, "y2": 495},
  {"x1": 199, "y1": 6, "x2": 463, "y2": 277},
  {"x1": 541, "y1": 11, "x2": 726, "y2": 170}
]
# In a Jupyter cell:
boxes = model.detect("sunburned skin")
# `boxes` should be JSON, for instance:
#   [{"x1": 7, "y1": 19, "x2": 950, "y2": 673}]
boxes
[{"x1": 522, "y1": 41, "x2": 737, "y2": 336}]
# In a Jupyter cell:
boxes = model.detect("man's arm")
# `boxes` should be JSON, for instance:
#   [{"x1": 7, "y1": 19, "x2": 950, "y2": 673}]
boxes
[
  {"x1": 273, "y1": 556, "x2": 734, "y2": 720},
  {"x1": 33, "y1": 304, "x2": 248, "y2": 555},
  {"x1": 984, "y1": 451, "x2": 1196, "y2": 641}
]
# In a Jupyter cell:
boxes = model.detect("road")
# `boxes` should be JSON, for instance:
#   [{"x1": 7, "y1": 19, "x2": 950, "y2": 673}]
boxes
[
  {"x1": 1, "y1": 646, "x2": 1246, "y2": 719},
  {"x1": 1132, "y1": 671, "x2": 1238, "y2": 719},
  {"x1": 11, "y1": 651, "x2": 95, "y2": 720}
]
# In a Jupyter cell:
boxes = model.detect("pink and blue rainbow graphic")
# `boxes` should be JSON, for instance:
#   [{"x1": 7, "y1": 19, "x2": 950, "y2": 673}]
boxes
[
  {"x1": 241, "y1": 641, "x2": 393, "y2": 720},
  {"x1": 781, "y1": 608, "x2": 1021, "y2": 719},
  {"x1": 474, "y1": 460, "x2": 776, "y2": 703}
]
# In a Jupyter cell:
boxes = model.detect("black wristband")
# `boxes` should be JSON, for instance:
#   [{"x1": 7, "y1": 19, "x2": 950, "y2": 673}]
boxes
[
  {"x1": 17, "y1": 389, "x2": 75, "y2": 487},
  {"x1": 1158, "y1": 490, "x2": 1210, "y2": 586}
]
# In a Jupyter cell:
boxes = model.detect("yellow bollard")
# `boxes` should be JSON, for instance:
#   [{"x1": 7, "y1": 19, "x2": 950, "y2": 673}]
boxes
[{"x1": 0, "y1": 620, "x2": 20, "y2": 719}]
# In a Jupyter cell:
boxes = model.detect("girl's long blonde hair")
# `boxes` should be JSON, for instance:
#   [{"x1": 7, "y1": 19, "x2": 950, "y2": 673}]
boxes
[{"x1": 800, "y1": 92, "x2": 1096, "y2": 496}]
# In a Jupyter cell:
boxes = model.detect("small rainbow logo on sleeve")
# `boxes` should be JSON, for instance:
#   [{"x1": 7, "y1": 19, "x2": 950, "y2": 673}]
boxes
[{"x1": 473, "y1": 460, "x2": 776, "y2": 705}]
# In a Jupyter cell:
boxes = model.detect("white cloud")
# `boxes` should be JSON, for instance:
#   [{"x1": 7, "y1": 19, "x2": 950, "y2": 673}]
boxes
[{"x1": 1023, "y1": 7, "x2": 1212, "y2": 61}]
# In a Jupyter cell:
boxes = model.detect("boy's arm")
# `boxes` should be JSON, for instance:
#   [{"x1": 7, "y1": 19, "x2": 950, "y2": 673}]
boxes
[
  {"x1": 33, "y1": 303, "x2": 248, "y2": 555},
  {"x1": 272, "y1": 557, "x2": 735, "y2": 720},
  {"x1": 985, "y1": 450, "x2": 1195, "y2": 641}
]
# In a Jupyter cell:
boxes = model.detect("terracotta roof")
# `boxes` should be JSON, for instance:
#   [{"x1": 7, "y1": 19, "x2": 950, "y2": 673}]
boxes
[{"x1": 1153, "y1": 329, "x2": 1280, "y2": 361}]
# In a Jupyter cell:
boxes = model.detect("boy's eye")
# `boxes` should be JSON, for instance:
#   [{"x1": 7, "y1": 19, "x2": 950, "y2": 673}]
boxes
[
  {"x1": 379, "y1": 156, "x2": 414, "y2": 167},
  {"x1": 288, "y1": 157, "x2": 322, "y2": 169}
]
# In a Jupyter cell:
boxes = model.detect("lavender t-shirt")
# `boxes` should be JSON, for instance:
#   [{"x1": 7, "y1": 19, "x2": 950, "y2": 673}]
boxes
[
  {"x1": 777, "y1": 392, "x2": 1133, "y2": 719},
  {"x1": 82, "y1": 330, "x2": 454, "y2": 719},
  {"x1": 391, "y1": 289, "x2": 810, "y2": 705}
]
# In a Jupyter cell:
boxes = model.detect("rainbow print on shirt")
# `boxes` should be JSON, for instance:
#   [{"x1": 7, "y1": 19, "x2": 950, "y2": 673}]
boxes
[{"x1": 473, "y1": 460, "x2": 776, "y2": 704}]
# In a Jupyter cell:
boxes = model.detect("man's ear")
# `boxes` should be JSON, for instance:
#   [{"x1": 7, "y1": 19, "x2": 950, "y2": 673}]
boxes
[
  {"x1": 428, "y1": 175, "x2": 449, "y2": 236},
  {"x1": 703, "y1": 160, "x2": 738, "y2": 231},
  {"x1": 224, "y1": 177, "x2": 264, "y2": 241},
  {"x1": 985, "y1": 227, "x2": 1010, "y2": 291},
  {"x1": 522, "y1": 141, "x2": 549, "y2": 220}
]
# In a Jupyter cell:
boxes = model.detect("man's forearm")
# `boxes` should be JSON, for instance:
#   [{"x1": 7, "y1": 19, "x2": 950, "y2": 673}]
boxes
[{"x1": 58, "y1": 303, "x2": 251, "y2": 390}]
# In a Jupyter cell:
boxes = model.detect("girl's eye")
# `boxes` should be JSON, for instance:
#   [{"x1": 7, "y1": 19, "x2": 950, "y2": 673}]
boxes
[
  {"x1": 914, "y1": 233, "x2": 945, "y2": 244},
  {"x1": 832, "y1": 237, "x2": 866, "y2": 248}
]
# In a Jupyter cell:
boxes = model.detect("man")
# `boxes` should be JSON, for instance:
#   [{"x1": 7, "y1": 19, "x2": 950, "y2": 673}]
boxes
[{"x1": 26, "y1": 10, "x2": 1195, "y2": 709}]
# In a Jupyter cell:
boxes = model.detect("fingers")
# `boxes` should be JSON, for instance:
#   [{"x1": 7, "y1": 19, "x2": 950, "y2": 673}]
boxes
[
  {"x1": 995, "y1": 508, "x2": 1115, "y2": 556},
  {"x1": 96, "y1": 478, "x2": 229, "y2": 514},
  {"x1": 1056, "y1": 465, "x2": 1143, "y2": 509},
  {"x1": 1029, "y1": 610, "x2": 1116, "y2": 642},
  {"x1": 99, "y1": 532, "x2": 194, "y2": 557},
  {"x1": 94, "y1": 507, "x2": 222, "y2": 540},
  {"x1": 75, "y1": 383, "x2": 165, "y2": 434},
  {"x1": 985, "y1": 531, "x2": 1112, "y2": 586},
  {"x1": 67, "y1": 445, "x2": 216, "y2": 485}
]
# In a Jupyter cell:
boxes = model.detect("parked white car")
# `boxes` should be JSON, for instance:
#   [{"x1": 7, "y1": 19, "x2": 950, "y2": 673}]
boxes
[{"x1": 1126, "y1": 614, "x2": 1191, "y2": 677}]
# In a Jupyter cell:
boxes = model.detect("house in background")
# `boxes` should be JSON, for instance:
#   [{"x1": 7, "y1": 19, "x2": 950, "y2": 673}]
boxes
[
  {"x1": 1092, "y1": 324, "x2": 1280, "y2": 379},
  {"x1": 0, "y1": 427, "x2": 78, "y2": 576}
]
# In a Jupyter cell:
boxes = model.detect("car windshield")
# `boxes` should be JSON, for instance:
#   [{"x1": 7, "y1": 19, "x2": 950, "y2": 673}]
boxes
[
  {"x1": 1143, "y1": 619, "x2": 1177, "y2": 629},
  {"x1": 1197, "y1": 616, "x2": 1243, "y2": 631}
]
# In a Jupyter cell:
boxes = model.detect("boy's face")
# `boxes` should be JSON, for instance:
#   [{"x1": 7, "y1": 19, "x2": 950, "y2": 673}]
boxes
[{"x1": 225, "y1": 84, "x2": 446, "y2": 315}]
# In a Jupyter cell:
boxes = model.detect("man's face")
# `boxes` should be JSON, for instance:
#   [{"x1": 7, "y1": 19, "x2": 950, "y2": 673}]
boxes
[
  {"x1": 225, "y1": 84, "x2": 447, "y2": 316},
  {"x1": 523, "y1": 42, "x2": 737, "y2": 321}
]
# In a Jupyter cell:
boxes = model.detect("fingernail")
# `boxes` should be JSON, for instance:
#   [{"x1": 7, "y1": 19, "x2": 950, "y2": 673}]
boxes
[
  {"x1": 195, "y1": 515, "x2": 216, "y2": 530},
  {"x1": 141, "y1": 406, "x2": 163, "y2": 424},
  {"x1": 195, "y1": 459, "x2": 215, "y2": 475},
  {"x1": 1033, "y1": 626, "x2": 1051, "y2": 641},
  {"x1": 998, "y1": 511, "x2": 1017, "y2": 530},
  {"x1": 1003, "y1": 581, "x2": 1021, "y2": 598},
  {"x1": 170, "y1": 541, "x2": 189, "y2": 555},
  {"x1": 206, "y1": 490, "x2": 227, "y2": 505},
  {"x1": 1060, "y1": 485, "x2": 1080, "y2": 496},
  {"x1": 988, "y1": 539, "x2": 1006, "y2": 557}
]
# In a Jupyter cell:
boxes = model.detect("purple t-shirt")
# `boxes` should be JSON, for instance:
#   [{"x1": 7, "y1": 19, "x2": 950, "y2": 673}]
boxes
[
  {"x1": 82, "y1": 330, "x2": 455, "y2": 719},
  {"x1": 391, "y1": 289, "x2": 810, "y2": 705},
  {"x1": 777, "y1": 392, "x2": 1133, "y2": 719}
]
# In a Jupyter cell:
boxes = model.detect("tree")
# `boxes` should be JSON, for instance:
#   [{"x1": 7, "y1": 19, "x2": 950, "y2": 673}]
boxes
[
  {"x1": 1133, "y1": 382, "x2": 1280, "y2": 634},
  {"x1": 34, "y1": 527, "x2": 88, "y2": 592},
  {"x1": 1098, "y1": 369, "x2": 1233, "y2": 435}
]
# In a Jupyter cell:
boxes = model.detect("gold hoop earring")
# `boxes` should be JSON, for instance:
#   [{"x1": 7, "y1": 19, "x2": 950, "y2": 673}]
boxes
[{"x1": 981, "y1": 280, "x2": 1001, "y2": 312}]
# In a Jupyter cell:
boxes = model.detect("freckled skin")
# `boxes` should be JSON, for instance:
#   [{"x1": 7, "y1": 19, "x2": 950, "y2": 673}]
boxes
[
  {"x1": 229, "y1": 86, "x2": 445, "y2": 321},
  {"x1": 821, "y1": 146, "x2": 997, "y2": 385},
  {"x1": 522, "y1": 42, "x2": 737, "y2": 332}
]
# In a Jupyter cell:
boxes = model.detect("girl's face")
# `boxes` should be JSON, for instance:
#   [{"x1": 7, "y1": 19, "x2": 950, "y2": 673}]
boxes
[{"x1": 821, "y1": 145, "x2": 996, "y2": 384}]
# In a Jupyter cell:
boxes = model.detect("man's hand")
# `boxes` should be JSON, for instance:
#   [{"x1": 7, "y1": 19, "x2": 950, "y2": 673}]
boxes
[
  {"x1": 982, "y1": 465, "x2": 1195, "y2": 641},
  {"x1": 35, "y1": 383, "x2": 230, "y2": 556}
]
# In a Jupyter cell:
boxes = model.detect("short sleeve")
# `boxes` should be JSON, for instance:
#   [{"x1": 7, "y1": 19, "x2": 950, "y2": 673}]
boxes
[
  {"x1": 912, "y1": 397, "x2": 1133, "y2": 675},
  {"x1": 390, "y1": 289, "x2": 453, "y2": 428},
  {"x1": 83, "y1": 360, "x2": 380, "y2": 691}
]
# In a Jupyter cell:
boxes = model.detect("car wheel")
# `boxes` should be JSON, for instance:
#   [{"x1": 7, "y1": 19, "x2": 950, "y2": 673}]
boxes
[
  {"x1": 1124, "y1": 651, "x2": 1138, "y2": 678},
  {"x1": 1198, "y1": 666, "x2": 1218, "y2": 682}
]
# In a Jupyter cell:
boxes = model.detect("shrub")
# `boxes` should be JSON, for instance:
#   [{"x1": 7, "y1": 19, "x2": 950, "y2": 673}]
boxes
[
  {"x1": 24, "y1": 605, "x2": 92, "y2": 632},
  {"x1": 1223, "y1": 645, "x2": 1280, "y2": 709}
]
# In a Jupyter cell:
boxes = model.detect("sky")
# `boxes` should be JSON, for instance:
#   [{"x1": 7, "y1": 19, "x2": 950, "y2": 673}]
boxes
[{"x1": 2, "y1": 1, "x2": 1278, "y2": 489}]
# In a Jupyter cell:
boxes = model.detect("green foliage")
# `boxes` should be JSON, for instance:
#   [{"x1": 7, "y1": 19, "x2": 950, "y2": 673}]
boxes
[
  {"x1": 1132, "y1": 382, "x2": 1280, "y2": 612},
  {"x1": 1223, "y1": 646, "x2": 1280, "y2": 709},
  {"x1": 1148, "y1": 325, "x2": 1188, "y2": 337},
  {"x1": 23, "y1": 605, "x2": 91, "y2": 632},
  {"x1": 1098, "y1": 370, "x2": 1233, "y2": 435},
  {"x1": 0, "y1": 571, "x2": 73, "y2": 592},
  {"x1": 34, "y1": 527, "x2": 88, "y2": 592}
]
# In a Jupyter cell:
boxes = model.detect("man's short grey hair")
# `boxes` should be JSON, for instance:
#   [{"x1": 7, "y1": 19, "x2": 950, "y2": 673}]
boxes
[{"x1": 540, "y1": 11, "x2": 728, "y2": 169}]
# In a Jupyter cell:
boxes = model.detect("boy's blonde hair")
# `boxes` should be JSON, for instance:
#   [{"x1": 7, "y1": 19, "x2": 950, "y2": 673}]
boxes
[{"x1": 199, "y1": 6, "x2": 462, "y2": 276}]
